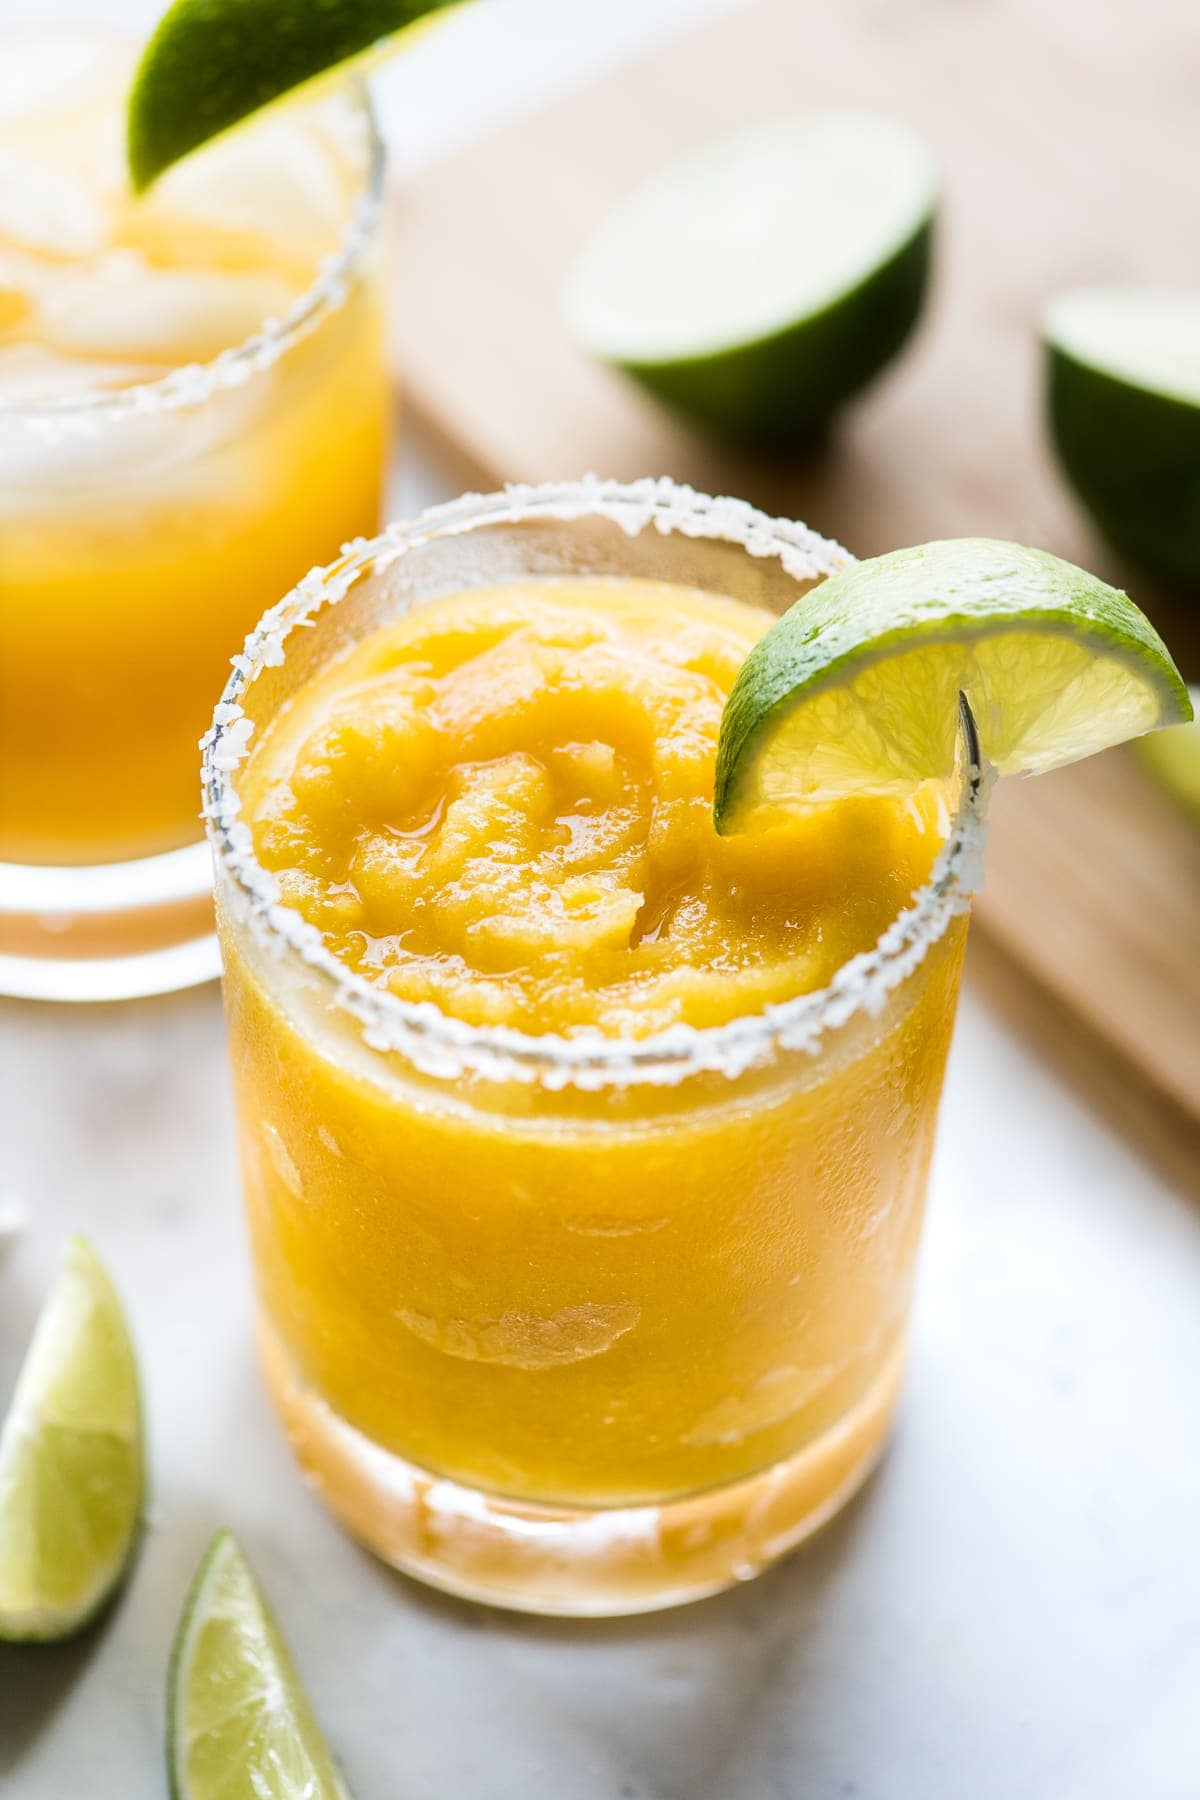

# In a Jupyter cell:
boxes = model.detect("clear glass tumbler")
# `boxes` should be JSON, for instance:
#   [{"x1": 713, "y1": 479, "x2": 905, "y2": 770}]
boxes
[
  {"x1": 0, "y1": 32, "x2": 389, "y2": 1000},
  {"x1": 205, "y1": 479, "x2": 987, "y2": 1616}
]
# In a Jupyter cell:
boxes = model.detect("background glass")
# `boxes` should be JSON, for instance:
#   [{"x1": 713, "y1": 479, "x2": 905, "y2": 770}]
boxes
[{"x1": 0, "y1": 44, "x2": 389, "y2": 1001}]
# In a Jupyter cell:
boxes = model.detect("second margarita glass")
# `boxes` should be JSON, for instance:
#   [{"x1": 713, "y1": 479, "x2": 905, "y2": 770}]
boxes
[{"x1": 0, "y1": 31, "x2": 389, "y2": 1000}]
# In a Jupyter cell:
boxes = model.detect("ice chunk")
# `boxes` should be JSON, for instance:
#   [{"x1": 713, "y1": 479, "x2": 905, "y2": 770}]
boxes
[
  {"x1": 0, "y1": 341, "x2": 161, "y2": 401},
  {"x1": 0, "y1": 245, "x2": 65, "y2": 310},
  {"x1": 0, "y1": 146, "x2": 110, "y2": 257},
  {"x1": 0, "y1": 31, "x2": 128, "y2": 128},
  {"x1": 147, "y1": 112, "x2": 349, "y2": 255},
  {"x1": 39, "y1": 250, "x2": 298, "y2": 364}
]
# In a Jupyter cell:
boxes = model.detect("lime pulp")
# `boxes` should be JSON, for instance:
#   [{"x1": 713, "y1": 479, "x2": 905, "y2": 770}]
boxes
[
  {"x1": 567, "y1": 114, "x2": 936, "y2": 447},
  {"x1": 0, "y1": 1236, "x2": 143, "y2": 1642},
  {"x1": 168, "y1": 1531, "x2": 350, "y2": 1800},
  {"x1": 714, "y1": 537, "x2": 1192, "y2": 833}
]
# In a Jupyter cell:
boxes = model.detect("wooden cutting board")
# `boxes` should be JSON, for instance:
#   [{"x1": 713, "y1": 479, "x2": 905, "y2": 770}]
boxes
[{"x1": 390, "y1": 0, "x2": 1200, "y2": 1183}]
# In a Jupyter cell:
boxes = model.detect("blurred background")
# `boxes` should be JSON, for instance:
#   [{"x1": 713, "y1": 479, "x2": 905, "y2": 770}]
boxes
[{"x1": 2, "y1": 2, "x2": 1199, "y2": 1796}]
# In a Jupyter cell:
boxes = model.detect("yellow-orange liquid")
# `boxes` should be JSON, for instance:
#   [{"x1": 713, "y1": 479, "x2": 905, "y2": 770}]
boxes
[
  {"x1": 227, "y1": 580, "x2": 965, "y2": 1524},
  {"x1": 0, "y1": 33, "x2": 388, "y2": 864}
]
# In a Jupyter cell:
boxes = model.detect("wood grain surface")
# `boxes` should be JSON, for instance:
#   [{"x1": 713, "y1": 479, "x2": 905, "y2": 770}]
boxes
[{"x1": 390, "y1": 0, "x2": 1200, "y2": 1166}]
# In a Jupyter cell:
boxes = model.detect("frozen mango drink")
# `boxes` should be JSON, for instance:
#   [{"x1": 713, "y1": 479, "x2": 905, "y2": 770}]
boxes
[
  {"x1": 0, "y1": 30, "x2": 388, "y2": 999},
  {"x1": 207, "y1": 481, "x2": 1187, "y2": 1614},
  {"x1": 203, "y1": 483, "x2": 973, "y2": 1613}
]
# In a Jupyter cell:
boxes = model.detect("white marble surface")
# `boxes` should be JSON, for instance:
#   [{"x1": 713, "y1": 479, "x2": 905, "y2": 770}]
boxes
[
  {"x1": 3, "y1": 4, "x2": 1200, "y2": 1796},
  {"x1": 4, "y1": 983, "x2": 1200, "y2": 1799}
]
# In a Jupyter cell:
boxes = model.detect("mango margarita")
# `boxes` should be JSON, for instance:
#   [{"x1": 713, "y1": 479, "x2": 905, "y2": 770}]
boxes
[
  {"x1": 208, "y1": 487, "x2": 981, "y2": 1613},
  {"x1": 0, "y1": 33, "x2": 387, "y2": 871}
]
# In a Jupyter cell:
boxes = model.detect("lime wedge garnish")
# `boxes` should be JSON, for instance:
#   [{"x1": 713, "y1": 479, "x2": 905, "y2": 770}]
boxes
[
  {"x1": 714, "y1": 537, "x2": 1192, "y2": 833},
  {"x1": 566, "y1": 114, "x2": 936, "y2": 447},
  {"x1": 1138, "y1": 687, "x2": 1200, "y2": 825},
  {"x1": 168, "y1": 1532, "x2": 351, "y2": 1800},
  {"x1": 0, "y1": 1237, "x2": 143, "y2": 1643},
  {"x1": 127, "y1": 0, "x2": 461, "y2": 192},
  {"x1": 1044, "y1": 287, "x2": 1200, "y2": 586}
]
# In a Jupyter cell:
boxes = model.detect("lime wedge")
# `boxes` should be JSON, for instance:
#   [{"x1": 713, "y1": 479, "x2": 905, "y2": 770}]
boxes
[
  {"x1": 1138, "y1": 687, "x2": 1200, "y2": 825},
  {"x1": 168, "y1": 1532, "x2": 351, "y2": 1800},
  {"x1": 714, "y1": 537, "x2": 1192, "y2": 833},
  {"x1": 127, "y1": 0, "x2": 461, "y2": 192},
  {"x1": 1044, "y1": 287, "x2": 1200, "y2": 586},
  {"x1": 0, "y1": 1237, "x2": 143, "y2": 1643},
  {"x1": 566, "y1": 114, "x2": 936, "y2": 447}
]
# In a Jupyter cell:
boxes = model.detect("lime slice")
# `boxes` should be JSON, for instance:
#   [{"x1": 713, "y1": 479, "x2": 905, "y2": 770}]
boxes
[
  {"x1": 566, "y1": 114, "x2": 936, "y2": 447},
  {"x1": 1138, "y1": 687, "x2": 1200, "y2": 825},
  {"x1": 0, "y1": 1237, "x2": 143, "y2": 1643},
  {"x1": 127, "y1": 0, "x2": 461, "y2": 192},
  {"x1": 168, "y1": 1532, "x2": 351, "y2": 1800},
  {"x1": 714, "y1": 537, "x2": 1192, "y2": 833},
  {"x1": 1044, "y1": 287, "x2": 1200, "y2": 586}
]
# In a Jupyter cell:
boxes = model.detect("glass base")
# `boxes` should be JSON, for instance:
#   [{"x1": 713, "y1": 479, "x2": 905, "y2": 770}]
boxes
[
  {"x1": 0, "y1": 840, "x2": 220, "y2": 1001},
  {"x1": 259, "y1": 1319, "x2": 904, "y2": 1617}
]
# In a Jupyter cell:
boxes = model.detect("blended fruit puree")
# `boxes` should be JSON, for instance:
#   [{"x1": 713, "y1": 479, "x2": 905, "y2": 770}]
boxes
[
  {"x1": 227, "y1": 576, "x2": 966, "y2": 1516},
  {"x1": 243, "y1": 579, "x2": 947, "y2": 1034}
]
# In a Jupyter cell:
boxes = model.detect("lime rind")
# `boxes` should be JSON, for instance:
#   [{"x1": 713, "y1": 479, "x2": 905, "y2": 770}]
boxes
[
  {"x1": 567, "y1": 114, "x2": 936, "y2": 446},
  {"x1": 0, "y1": 1236, "x2": 143, "y2": 1643},
  {"x1": 1044, "y1": 288, "x2": 1200, "y2": 586},
  {"x1": 715, "y1": 538, "x2": 1192, "y2": 833},
  {"x1": 622, "y1": 221, "x2": 932, "y2": 447},
  {"x1": 569, "y1": 115, "x2": 936, "y2": 363},
  {"x1": 127, "y1": 0, "x2": 460, "y2": 192},
  {"x1": 168, "y1": 1531, "x2": 350, "y2": 1800},
  {"x1": 1044, "y1": 288, "x2": 1200, "y2": 410}
]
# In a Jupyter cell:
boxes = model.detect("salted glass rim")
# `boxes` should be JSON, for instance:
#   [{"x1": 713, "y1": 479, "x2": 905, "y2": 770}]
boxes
[
  {"x1": 0, "y1": 67, "x2": 385, "y2": 425},
  {"x1": 202, "y1": 477, "x2": 991, "y2": 1088}
]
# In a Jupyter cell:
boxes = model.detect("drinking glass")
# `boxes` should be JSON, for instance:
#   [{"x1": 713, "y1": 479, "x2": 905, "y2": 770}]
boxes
[
  {"x1": 0, "y1": 32, "x2": 389, "y2": 1000},
  {"x1": 205, "y1": 479, "x2": 987, "y2": 1615}
]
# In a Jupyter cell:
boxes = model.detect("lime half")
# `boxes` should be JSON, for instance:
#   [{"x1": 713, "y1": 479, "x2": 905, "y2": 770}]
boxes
[
  {"x1": 1044, "y1": 287, "x2": 1200, "y2": 586},
  {"x1": 128, "y1": 0, "x2": 461, "y2": 192},
  {"x1": 715, "y1": 537, "x2": 1192, "y2": 833},
  {"x1": 566, "y1": 114, "x2": 936, "y2": 447},
  {"x1": 0, "y1": 1237, "x2": 143, "y2": 1643},
  {"x1": 169, "y1": 1532, "x2": 351, "y2": 1800}
]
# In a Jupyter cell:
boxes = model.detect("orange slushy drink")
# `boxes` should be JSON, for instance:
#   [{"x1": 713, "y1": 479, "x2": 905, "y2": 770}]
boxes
[
  {"x1": 207, "y1": 483, "x2": 984, "y2": 1614},
  {"x1": 0, "y1": 31, "x2": 388, "y2": 997}
]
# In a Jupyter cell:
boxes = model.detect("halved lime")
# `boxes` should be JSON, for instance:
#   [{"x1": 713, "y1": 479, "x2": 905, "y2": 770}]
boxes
[
  {"x1": 1138, "y1": 687, "x2": 1200, "y2": 825},
  {"x1": 168, "y1": 1532, "x2": 351, "y2": 1800},
  {"x1": 127, "y1": 0, "x2": 461, "y2": 192},
  {"x1": 566, "y1": 114, "x2": 936, "y2": 447},
  {"x1": 714, "y1": 537, "x2": 1192, "y2": 833},
  {"x1": 0, "y1": 1237, "x2": 143, "y2": 1643},
  {"x1": 1044, "y1": 287, "x2": 1200, "y2": 586}
]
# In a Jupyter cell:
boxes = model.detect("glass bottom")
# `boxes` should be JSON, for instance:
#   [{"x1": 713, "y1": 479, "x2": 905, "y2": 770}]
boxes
[
  {"x1": 0, "y1": 840, "x2": 220, "y2": 1001},
  {"x1": 259, "y1": 1317, "x2": 905, "y2": 1617}
]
